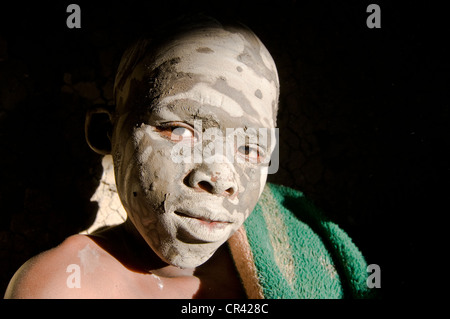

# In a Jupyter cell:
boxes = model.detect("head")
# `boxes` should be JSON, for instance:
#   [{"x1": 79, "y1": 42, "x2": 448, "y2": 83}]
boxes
[{"x1": 86, "y1": 16, "x2": 279, "y2": 268}]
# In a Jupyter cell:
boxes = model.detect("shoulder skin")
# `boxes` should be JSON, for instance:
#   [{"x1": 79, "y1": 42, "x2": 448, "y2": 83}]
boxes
[{"x1": 4, "y1": 235, "x2": 124, "y2": 299}]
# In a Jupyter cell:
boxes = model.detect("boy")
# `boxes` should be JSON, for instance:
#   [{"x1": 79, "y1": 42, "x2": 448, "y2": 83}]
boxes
[{"x1": 5, "y1": 16, "x2": 371, "y2": 299}]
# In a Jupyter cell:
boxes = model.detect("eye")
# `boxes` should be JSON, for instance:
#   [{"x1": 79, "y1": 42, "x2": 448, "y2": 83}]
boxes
[
  {"x1": 156, "y1": 123, "x2": 198, "y2": 144},
  {"x1": 171, "y1": 127, "x2": 194, "y2": 141},
  {"x1": 237, "y1": 145, "x2": 264, "y2": 163}
]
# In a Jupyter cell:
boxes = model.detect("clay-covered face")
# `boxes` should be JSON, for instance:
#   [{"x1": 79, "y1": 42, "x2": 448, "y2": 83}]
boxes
[{"x1": 111, "y1": 24, "x2": 279, "y2": 268}]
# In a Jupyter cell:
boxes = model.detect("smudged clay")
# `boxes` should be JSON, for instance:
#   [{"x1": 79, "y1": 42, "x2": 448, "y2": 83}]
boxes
[
  {"x1": 150, "y1": 29, "x2": 278, "y2": 128},
  {"x1": 110, "y1": 23, "x2": 279, "y2": 269},
  {"x1": 114, "y1": 122, "x2": 257, "y2": 267},
  {"x1": 77, "y1": 244, "x2": 101, "y2": 275}
]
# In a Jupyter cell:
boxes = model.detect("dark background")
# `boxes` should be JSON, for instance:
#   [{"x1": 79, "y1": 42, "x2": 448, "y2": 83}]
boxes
[{"x1": 0, "y1": 0, "x2": 447, "y2": 299}]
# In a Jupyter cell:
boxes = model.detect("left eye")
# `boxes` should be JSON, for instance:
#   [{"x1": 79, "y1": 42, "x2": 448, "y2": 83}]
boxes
[{"x1": 237, "y1": 145, "x2": 263, "y2": 163}]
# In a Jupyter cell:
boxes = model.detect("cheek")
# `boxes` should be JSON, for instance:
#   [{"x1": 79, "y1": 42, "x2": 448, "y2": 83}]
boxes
[
  {"x1": 135, "y1": 130, "x2": 190, "y2": 192},
  {"x1": 116, "y1": 129, "x2": 190, "y2": 248},
  {"x1": 113, "y1": 126, "x2": 187, "y2": 215},
  {"x1": 241, "y1": 165, "x2": 265, "y2": 195},
  {"x1": 223, "y1": 164, "x2": 265, "y2": 220}
]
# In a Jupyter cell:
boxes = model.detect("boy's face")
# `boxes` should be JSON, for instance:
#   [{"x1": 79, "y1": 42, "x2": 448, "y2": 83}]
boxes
[{"x1": 111, "y1": 26, "x2": 279, "y2": 268}]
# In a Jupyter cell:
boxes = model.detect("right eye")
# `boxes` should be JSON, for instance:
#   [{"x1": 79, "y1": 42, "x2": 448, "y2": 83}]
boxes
[
  {"x1": 170, "y1": 127, "x2": 195, "y2": 141},
  {"x1": 156, "y1": 123, "x2": 198, "y2": 144}
]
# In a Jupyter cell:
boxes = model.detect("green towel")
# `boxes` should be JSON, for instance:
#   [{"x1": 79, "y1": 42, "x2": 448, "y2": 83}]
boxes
[{"x1": 228, "y1": 183, "x2": 374, "y2": 299}]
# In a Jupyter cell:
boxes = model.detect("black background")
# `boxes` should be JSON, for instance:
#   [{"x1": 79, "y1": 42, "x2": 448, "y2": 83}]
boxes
[{"x1": 0, "y1": 0, "x2": 448, "y2": 300}]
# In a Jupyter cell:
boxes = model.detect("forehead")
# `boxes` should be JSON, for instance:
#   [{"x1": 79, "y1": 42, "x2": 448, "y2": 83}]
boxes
[{"x1": 117, "y1": 26, "x2": 279, "y2": 128}]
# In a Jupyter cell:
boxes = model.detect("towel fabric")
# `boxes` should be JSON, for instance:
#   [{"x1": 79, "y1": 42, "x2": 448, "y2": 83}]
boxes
[{"x1": 228, "y1": 183, "x2": 373, "y2": 299}]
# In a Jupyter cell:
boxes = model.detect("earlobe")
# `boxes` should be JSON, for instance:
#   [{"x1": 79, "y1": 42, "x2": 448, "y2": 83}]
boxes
[{"x1": 85, "y1": 104, "x2": 114, "y2": 155}]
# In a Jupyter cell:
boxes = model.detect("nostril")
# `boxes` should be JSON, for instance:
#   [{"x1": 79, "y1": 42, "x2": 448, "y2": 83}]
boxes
[
  {"x1": 198, "y1": 181, "x2": 214, "y2": 193},
  {"x1": 186, "y1": 170, "x2": 237, "y2": 197},
  {"x1": 225, "y1": 187, "x2": 235, "y2": 196}
]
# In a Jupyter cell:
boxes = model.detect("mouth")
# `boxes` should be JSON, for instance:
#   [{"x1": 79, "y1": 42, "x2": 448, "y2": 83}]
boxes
[
  {"x1": 174, "y1": 211, "x2": 232, "y2": 227},
  {"x1": 174, "y1": 209, "x2": 234, "y2": 243}
]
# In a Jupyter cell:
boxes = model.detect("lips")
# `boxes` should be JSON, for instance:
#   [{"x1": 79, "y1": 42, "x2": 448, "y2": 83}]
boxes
[
  {"x1": 174, "y1": 210, "x2": 232, "y2": 224},
  {"x1": 173, "y1": 208, "x2": 234, "y2": 243}
]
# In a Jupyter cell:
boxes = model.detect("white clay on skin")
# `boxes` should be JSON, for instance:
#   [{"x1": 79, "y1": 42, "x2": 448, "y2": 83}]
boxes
[
  {"x1": 161, "y1": 83, "x2": 245, "y2": 118},
  {"x1": 110, "y1": 23, "x2": 280, "y2": 269},
  {"x1": 155, "y1": 34, "x2": 277, "y2": 128},
  {"x1": 77, "y1": 244, "x2": 100, "y2": 275}
]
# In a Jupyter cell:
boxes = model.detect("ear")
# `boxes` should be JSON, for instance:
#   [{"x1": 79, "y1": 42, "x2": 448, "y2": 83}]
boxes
[{"x1": 85, "y1": 104, "x2": 114, "y2": 155}]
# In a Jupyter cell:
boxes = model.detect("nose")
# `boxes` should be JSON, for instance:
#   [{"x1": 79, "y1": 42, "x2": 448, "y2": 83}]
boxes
[{"x1": 185, "y1": 163, "x2": 238, "y2": 197}]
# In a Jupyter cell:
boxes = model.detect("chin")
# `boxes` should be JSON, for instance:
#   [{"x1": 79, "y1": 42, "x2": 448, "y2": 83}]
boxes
[{"x1": 159, "y1": 240, "x2": 223, "y2": 269}]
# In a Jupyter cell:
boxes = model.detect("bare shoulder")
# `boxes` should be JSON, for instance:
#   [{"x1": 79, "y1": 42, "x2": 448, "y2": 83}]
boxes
[{"x1": 4, "y1": 234, "x2": 116, "y2": 299}]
